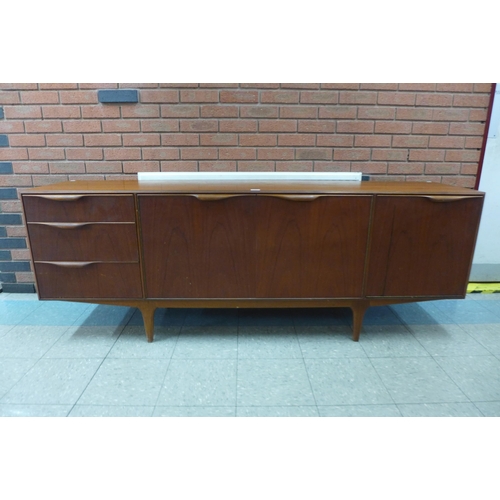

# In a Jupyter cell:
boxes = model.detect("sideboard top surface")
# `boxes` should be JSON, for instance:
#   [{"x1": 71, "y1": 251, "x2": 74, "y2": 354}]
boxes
[{"x1": 21, "y1": 180, "x2": 484, "y2": 196}]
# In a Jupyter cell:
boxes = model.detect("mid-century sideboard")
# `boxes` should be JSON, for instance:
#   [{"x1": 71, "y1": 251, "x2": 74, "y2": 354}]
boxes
[{"x1": 20, "y1": 179, "x2": 484, "y2": 342}]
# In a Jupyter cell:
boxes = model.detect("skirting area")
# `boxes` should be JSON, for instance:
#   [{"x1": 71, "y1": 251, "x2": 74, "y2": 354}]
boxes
[{"x1": 1, "y1": 292, "x2": 500, "y2": 417}]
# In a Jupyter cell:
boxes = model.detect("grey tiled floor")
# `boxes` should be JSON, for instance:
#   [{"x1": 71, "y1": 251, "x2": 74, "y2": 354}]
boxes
[{"x1": 1, "y1": 292, "x2": 500, "y2": 417}]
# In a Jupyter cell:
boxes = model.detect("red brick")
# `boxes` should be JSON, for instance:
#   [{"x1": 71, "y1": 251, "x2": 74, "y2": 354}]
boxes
[
  {"x1": 180, "y1": 90, "x2": 218, "y2": 103},
  {"x1": 86, "y1": 161, "x2": 123, "y2": 174},
  {"x1": 42, "y1": 105, "x2": 80, "y2": 118},
  {"x1": 396, "y1": 108, "x2": 433, "y2": 121},
  {"x1": 160, "y1": 161, "x2": 197, "y2": 171},
  {"x1": 337, "y1": 121, "x2": 374, "y2": 133},
  {"x1": 123, "y1": 133, "x2": 160, "y2": 146},
  {"x1": 429, "y1": 136, "x2": 465, "y2": 148},
  {"x1": 47, "y1": 134, "x2": 84, "y2": 147},
  {"x1": 104, "y1": 148, "x2": 141, "y2": 160},
  {"x1": 298, "y1": 121, "x2": 335, "y2": 133},
  {"x1": 0, "y1": 83, "x2": 38, "y2": 90},
  {"x1": 314, "y1": 162, "x2": 351, "y2": 172},
  {"x1": 0, "y1": 91, "x2": 20, "y2": 104},
  {"x1": 300, "y1": 91, "x2": 338, "y2": 104},
  {"x1": 375, "y1": 122, "x2": 411, "y2": 134},
  {"x1": 257, "y1": 148, "x2": 295, "y2": 160},
  {"x1": 220, "y1": 91, "x2": 258, "y2": 103},
  {"x1": 159, "y1": 83, "x2": 199, "y2": 88},
  {"x1": 339, "y1": 91, "x2": 377, "y2": 104},
  {"x1": 199, "y1": 161, "x2": 237, "y2": 171},
  {"x1": 7, "y1": 226, "x2": 28, "y2": 237},
  {"x1": 11, "y1": 249, "x2": 32, "y2": 260},
  {"x1": 465, "y1": 136, "x2": 483, "y2": 149},
  {"x1": 27, "y1": 148, "x2": 65, "y2": 160},
  {"x1": 445, "y1": 150, "x2": 480, "y2": 162},
  {"x1": 20, "y1": 91, "x2": 59, "y2": 104},
  {"x1": 351, "y1": 162, "x2": 388, "y2": 174},
  {"x1": 219, "y1": 120, "x2": 257, "y2": 133},
  {"x1": 412, "y1": 122, "x2": 449, "y2": 135},
  {"x1": 334, "y1": 149, "x2": 370, "y2": 161},
  {"x1": 201, "y1": 105, "x2": 239, "y2": 118},
  {"x1": 281, "y1": 83, "x2": 320, "y2": 89},
  {"x1": 425, "y1": 163, "x2": 461, "y2": 174},
  {"x1": 63, "y1": 120, "x2": 101, "y2": 133},
  {"x1": 296, "y1": 148, "x2": 332, "y2": 160},
  {"x1": 140, "y1": 90, "x2": 179, "y2": 103},
  {"x1": 66, "y1": 148, "x2": 103, "y2": 160},
  {"x1": 453, "y1": 94, "x2": 490, "y2": 108},
  {"x1": 354, "y1": 135, "x2": 392, "y2": 147},
  {"x1": 240, "y1": 106, "x2": 279, "y2": 118},
  {"x1": 0, "y1": 173, "x2": 32, "y2": 186},
  {"x1": 276, "y1": 161, "x2": 313, "y2": 171},
  {"x1": 5, "y1": 106, "x2": 42, "y2": 119},
  {"x1": 1, "y1": 200, "x2": 22, "y2": 212},
  {"x1": 17, "y1": 272, "x2": 35, "y2": 283},
  {"x1": 9, "y1": 134, "x2": 46, "y2": 147},
  {"x1": 123, "y1": 161, "x2": 160, "y2": 173},
  {"x1": 82, "y1": 105, "x2": 120, "y2": 119},
  {"x1": 432, "y1": 108, "x2": 469, "y2": 121},
  {"x1": 33, "y1": 174, "x2": 68, "y2": 186},
  {"x1": 378, "y1": 92, "x2": 416, "y2": 106},
  {"x1": 237, "y1": 161, "x2": 275, "y2": 171},
  {"x1": 39, "y1": 83, "x2": 78, "y2": 90},
  {"x1": 461, "y1": 164, "x2": 479, "y2": 175},
  {"x1": 399, "y1": 84, "x2": 436, "y2": 91},
  {"x1": 371, "y1": 149, "x2": 408, "y2": 161},
  {"x1": 318, "y1": 106, "x2": 357, "y2": 119},
  {"x1": 360, "y1": 83, "x2": 398, "y2": 90},
  {"x1": 49, "y1": 161, "x2": 86, "y2": 174},
  {"x1": 181, "y1": 148, "x2": 217, "y2": 160},
  {"x1": 0, "y1": 148, "x2": 29, "y2": 161},
  {"x1": 474, "y1": 83, "x2": 493, "y2": 93},
  {"x1": 280, "y1": 106, "x2": 317, "y2": 119},
  {"x1": 278, "y1": 134, "x2": 315, "y2": 147},
  {"x1": 180, "y1": 119, "x2": 218, "y2": 132},
  {"x1": 258, "y1": 120, "x2": 296, "y2": 132},
  {"x1": 416, "y1": 94, "x2": 453, "y2": 107},
  {"x1": 121, "y1": 104, "x2": 160, "y2": 118},
  {"x1": 143, "y1": 148, "x2": 179, "y2": 160},
  {"x1": 84, "y1": 134, "x2": 122, "y2": 147},
  {"x1": 102, "y1": 119, "x2": 140, "y2": 132},
  {"x1": 219, "y1": 148, "x2": 256, "y2": 160},
  {"x1": 409, "y1": 149, "x2": 445, "y2": 161},
  {"x1": 436, "y1": 83, "x2": 473, "y2": 92},
  {"x1": 199, "y1": 83, "x2": 238, "y2": 88},
  {"x1": 241, "y1": 83, "x2": 280, "y2": 88},
  {"x1": 449, "y1": 123, "x2": 485, "y2": 136},
  {"x1": 261, "y1": 91, "x2": 299, "y2": 104},
  {"x1": 320, "y1": 84, "x2": 359, "y2": 90},
  {"x1": 388, "y1": 162, "x2": 425, "y2": 174},
  {"x1": 26, "y1": 120, "x2": 63, "y2": 133},
  {"x1": 200, "y1": 134, "x2": 238, "y2": 146},
  {"x1": 0, "y1": 121, "x2": 24, "y2": 133},
  {"x1": 140, "y1": 119, "x2": 178, "y2": 132},
  {"x1": 161, "y1": 105, "x2": 199, "y2": 118},
  {"x1": 238, "y1": 134, "x2": 276, "y2": 147},
  {"x1": 469, "y1": 109, "x2": 488, "y2": 122},
  {"x1": 162, "y1": 133, "x2": 200, "y2": 146},
  {"x1": 392, "y1": 136, "x2": 429, "y2": 148},
  {"x1": 78, "y1": 83, "x2": 118, "y2": 89},
  {"x1": 118, "y1": 84, "x2": 157, "y2": 89},
  {"x1": 12, "y1": 162, "x2": 49, "y2": 174},
  {"x1": 357, "y1": 106, "x2": 396, "y2": 120},
  {"x1": 59, "y1": 91, "x2": 98, "y2": 104},
  {"x1": 444, "y1": 176, "x2": 476, "y2": 188},
  {"x1": 316, "y1": 135, "x2": 353, "y2": 147}
]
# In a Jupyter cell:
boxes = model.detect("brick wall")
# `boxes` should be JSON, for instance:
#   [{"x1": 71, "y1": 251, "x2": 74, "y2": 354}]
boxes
[{"x1": 0, "y1": 82, "x2": 493, "y2": 291}]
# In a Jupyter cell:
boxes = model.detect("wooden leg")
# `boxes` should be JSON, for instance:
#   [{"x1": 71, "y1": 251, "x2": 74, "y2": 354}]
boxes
[
  {"x1": 350, "y1": 300, "x2": 369, "y2": 342},
  {"x1": 139, "y1": 303, "x2": 157, "y2": 343}
]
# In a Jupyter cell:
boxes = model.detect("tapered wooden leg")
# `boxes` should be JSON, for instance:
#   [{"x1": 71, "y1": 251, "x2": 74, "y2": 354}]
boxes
[
  {"x1": 140, "y1": 303, "x2": 157, "y2": 342},
  {"x1": 350, "y1": 300, "x2": 369, "y2": 342}
]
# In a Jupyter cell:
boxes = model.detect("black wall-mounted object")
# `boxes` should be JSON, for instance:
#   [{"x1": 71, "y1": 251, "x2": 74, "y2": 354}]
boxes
[{"x1": 98, "y1": 89, "x2": 139, "y2": 104}]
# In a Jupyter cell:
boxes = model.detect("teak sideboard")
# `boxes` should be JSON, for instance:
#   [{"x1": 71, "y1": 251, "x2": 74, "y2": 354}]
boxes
[{"x1": 20, "y1": 179, "x2": 484, "y2": 342}]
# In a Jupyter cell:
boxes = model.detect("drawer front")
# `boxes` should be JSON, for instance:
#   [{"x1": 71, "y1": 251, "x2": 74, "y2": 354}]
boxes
[
  {"x1": 34, "y1": 262, "x2": 142, "y2": 299},
  {"x1": 27, "y1": 223, "x2": 139, "y2": 262},
  {"x1": 23, "y1": 194, "x2": 136, "y2": 222}
]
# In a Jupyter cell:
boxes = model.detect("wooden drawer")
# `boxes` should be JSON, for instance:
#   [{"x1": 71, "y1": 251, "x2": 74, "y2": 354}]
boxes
[
  {"x1": 34, "y1": 262, "x2": 142, "y2": 299},
  {"x1": 27, "y1": 222, "x2": 139, "y2": 262},
  {"x1": 22, "y1": 194, "x2": 136, "y2": 222}
]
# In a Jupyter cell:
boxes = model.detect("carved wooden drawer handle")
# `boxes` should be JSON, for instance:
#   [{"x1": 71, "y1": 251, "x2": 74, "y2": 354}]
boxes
[
  {"x1": 38, "y1": 261, "x2": 96, "y2": 268},
  {"x1": 263, "y1": 194, "x2": 323, "y2": 201},
  {"x1": 33, "y1": 195, "x2": 85, "y2": 201},
  {"x1": 423, "y1": 195, "x2": 482, "y2": 202},
  {"x1": 192, "y1": 194, "x2": 249, "y2": 201},
  {"x1": 30, "y1": 222, "x2": 91, "y2": 229}
]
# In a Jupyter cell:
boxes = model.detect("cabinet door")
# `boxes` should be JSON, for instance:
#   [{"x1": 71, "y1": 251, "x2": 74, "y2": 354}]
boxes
[
  {"x1": 139, "y1": 195, "x2": 256, "y2": 298},
  {"x1": 255, "y1": 195, "x2": 371, "y2": 298},
  {"x1": 367, "y1": 195, "x2": 483, "y2": 297}
]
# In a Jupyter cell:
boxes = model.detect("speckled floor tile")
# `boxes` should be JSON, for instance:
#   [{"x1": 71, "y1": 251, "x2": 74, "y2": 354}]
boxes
[
  {"x1": 293, "y1": 307, "x2": 351, "y2": 327},
  {"x1": 69, "y1": 405, "x2": 155, "y2": 417},
  {"x1": 74, "y1": 304, "x2": 135, "y2": 326},
  {"x1": 432, "y1": 300, "x2": 500, "y2": 324},
  {"x1": 126, "y1": 307, "x2": 186, "y2": 328},
  {"x1": 305, "y1": 358, "x2": 392, "y2": 406},
  {"x1": 184, "y1": 308, "x2": 238, "y2": 327},
  {"x1": 0, "y1": 300, "x2": 43, "y2": 325},
  {"x1": 296, "y1": 326, "x2": 366, "y2": 358},
  {"x1": 0, "y1": 358, "x2": 39, "y2": 399},
  {"x1": 237, "y1": 359, "x2": 315, "y2": 406},
  {"x1": 20, "y1": 301, "x2": 92, "y2": 326},
  {"x1": 173, "y1": 326, "x2": 237, "y2": 359},
  {"x1": 318, "y1": 404, "x2": 402, "y2": 417},
  {"x1": 473, "y1": 401, "x2": 500, "y2": 416},
  {"x1": 355, "y1": 306, "x2": 402, "y2": 326},
  {"x1": 236, "y1": 406, "x2": 319, "y2": 417},
  {"x1": 153, "y1": 406, "x2": 236, "y2": 417},
  {"x1": 0, "y1": 404, "x2": 72, "y2": 417},
  {"x1": 397, "y1": 402, "x2": 483, "y2": 417},
  {"x1": 359, "y1": 325, "x2": 430, "y2": 357},
  {"x1": 434, "y1": 355, "x2": 500, "y2": 402},
  {"x1": 389, "y1": 302, "x2": 441, "y2": 325},
  {"x1": 158, "y1": 359, "x2": 237, "y2": 406},
  {"x1": 0, "y1": 324, "x2": 14, "y2": 338},
  {"x1": 238, "y1": 326, "x2": 302, "y2": 359},
  {"x1": 78, "y1": 358, "x2": 168, "y2": 406},
  {"x1": 371, "y1": 357, "x2": 468, "y2": 404},
  {"x1": 238, "y1": 308, "x2": 295, "y2": 327},
  {"x1": 459, "y1": 324, "x2": 500, "y2": 355},
  {"x1": 1, "y1": 358, "x2": 102, "y2": 405}
]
